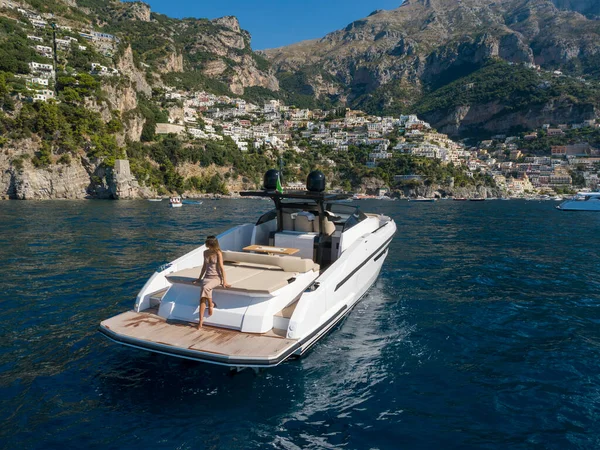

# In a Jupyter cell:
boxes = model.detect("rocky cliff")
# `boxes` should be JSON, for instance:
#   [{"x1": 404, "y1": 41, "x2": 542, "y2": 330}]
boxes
[
  {"x1": 1, "y1": 141, "x2": 152, "y2": 200},
  {"x1": 99, "y1": 3, "x2": 279, "y2": 95},
  {"x1": 265, "y1": 0, "x2": 600, "y2": 136}
]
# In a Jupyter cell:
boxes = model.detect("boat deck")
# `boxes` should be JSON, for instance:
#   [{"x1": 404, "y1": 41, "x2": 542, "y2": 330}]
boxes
[{"x1": 99, "y1": 309, "x2": 299, "y2": 367}]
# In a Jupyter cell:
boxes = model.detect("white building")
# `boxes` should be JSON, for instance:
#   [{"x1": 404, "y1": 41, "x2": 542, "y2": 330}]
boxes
[
  {"x1": 31, "y1": 19, "x2": 47, "y2": 28},
  {"x1": 55, "y1": 38, "x2": 72, "y2": 49},
  {"x1": 27, "y1": 77, "x2": 49, "y2": 86},
  {"x1": 35, "y1": 45, "x2": 53, "y2": 57},
  {"x1": 264, "y1": 99, "x2": 280, "y2": 113},
  {"x1": 90, "y1": 63, "x2": 118, "y2": 76},
  {"x1": 369, "y1": 152, "x2": 393, "y2": 160},
  {"x1": 32, "y1": 89, "x2": 55, "y2": 102},
  {"x1": 29, "y1": 61, "x2": 54, "y2": 72}
]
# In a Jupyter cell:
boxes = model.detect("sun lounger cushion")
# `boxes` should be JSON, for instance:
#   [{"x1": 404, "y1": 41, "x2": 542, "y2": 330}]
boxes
[{"x1": 222, "y1": 250, "x2": 319, "y2": 273}]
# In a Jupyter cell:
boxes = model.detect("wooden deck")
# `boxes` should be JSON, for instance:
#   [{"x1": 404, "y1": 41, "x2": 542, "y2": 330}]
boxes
[{"x1": 99, "y1": 310, "x2": 299, "y2": 365}]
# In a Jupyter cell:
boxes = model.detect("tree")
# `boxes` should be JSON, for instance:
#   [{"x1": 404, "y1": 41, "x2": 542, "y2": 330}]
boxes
[
  {"x1": 60, "y1": 87, "x2": 81, "y2": 104},
  {"x1": 32, "y1": 141, "x2": 52, "y2": 168},
  {"x1": 140, "y1": 117, "x2": 156, "y2": 142},
  {"x1": 36, "y1": 101, "x2": 61, "y2": 137}
]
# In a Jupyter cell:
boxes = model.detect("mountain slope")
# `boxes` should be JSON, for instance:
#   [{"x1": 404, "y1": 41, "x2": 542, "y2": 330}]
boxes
[
  {"x1": 18, "y1": 0, "x2": 278, "y2": 95},
  {"x1": 264, "y1": 0, "x2": 600, "y2": 137}
]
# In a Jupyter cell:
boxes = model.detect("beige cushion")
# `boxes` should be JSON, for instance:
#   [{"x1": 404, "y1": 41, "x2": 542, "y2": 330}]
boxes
[
  {"x1": 165, "y1": 267, "x2": 201, "y2": 283},
  {"x1": 223, "y1": 250, "x2": 319, "y2": 273},
  {"x1": 294, "y1": 215, "x2": 314, "y2": 232},
  {"x1": 322, "y1": 218, "x2": 336, "y2": 236},
  {"x1": 166, "y1": 265, "x2": 260, "y2": 285},
  {"x1": 313, "y1": 217, "x2": 336, "y2": 235},
  {"x1": 228, "y1": 270, "x2": 294, "y2": 293}
]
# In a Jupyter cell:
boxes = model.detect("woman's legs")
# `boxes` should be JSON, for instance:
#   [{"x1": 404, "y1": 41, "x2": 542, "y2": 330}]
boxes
[{"x1": 198, "y1": 298, "x2": 208, "y2": 329}]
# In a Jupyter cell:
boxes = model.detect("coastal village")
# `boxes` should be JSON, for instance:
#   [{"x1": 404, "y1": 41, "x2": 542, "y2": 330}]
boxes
[
  {"x1": 147, "y1": 88, "x2": 600, "y2": 197},
  {"x1": 2, "y1": 0, "x2": 600, "y2": 198}
]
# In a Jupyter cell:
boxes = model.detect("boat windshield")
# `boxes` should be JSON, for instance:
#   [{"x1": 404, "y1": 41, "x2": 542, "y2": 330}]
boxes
[{"x1": 325, "y1": 202, "x2": 367, "y2": 231}]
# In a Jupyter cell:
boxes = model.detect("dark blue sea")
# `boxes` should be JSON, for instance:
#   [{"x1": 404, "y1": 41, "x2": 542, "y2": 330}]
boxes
[{"x1": 1, "y1": 199, "x2": 600, "y2": 449}]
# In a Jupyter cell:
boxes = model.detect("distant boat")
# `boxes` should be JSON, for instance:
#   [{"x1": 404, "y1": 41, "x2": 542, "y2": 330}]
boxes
[
  {"x1": 556, "y1": 192, "x2": 600, "y2": 211},
  {"x1": 169, "y1": 196, "x2": 182, "y2": 208},
  {"x1": 182, "y1": 200, "x2": 203, "y2": 205},
  {"x1": 469, "y1": 198, "x2": 486, "y2": 202},
  {"x1": 453, "y1": 197, "x2": 468, "y2": 201},
  {"x1": 148, "y1": 198, "x2": 163, "y2": 202},
  {"x1": 409, "y1": 197, "x2": 436, "y2": 202}
]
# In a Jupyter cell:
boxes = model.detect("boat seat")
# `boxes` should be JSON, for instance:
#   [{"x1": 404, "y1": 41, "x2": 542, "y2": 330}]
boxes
[
  {"x1": 166, "y1": 265, "x2": 267, "y2": 285},
  {"x1": 222, "y1": 250, "x2": 319, "y2": 273},
  {"x1": 294, "y1": 213, "x2": 315, "y2": 232},
  {"x1": 165, "y1": 264, "x2": 296, "y2": 294},
  {"x1": 313, "y1": 217, "x2": 336, "y2": 236}
]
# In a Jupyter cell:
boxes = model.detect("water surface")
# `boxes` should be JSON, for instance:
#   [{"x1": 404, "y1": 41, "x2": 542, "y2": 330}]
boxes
[{"x1": 1, "y1": 199, "x2": 599, "y2": 449}]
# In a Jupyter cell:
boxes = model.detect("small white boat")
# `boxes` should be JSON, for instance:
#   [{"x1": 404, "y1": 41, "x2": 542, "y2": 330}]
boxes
[
  {"x1": 169, "y1": 196, "x2": 182, "y2": 208},
  {"x1": 148, "y1": 198, "x2": 163, "y2": 202},
  {"x1": 99, "y1": 170, "x2": 396, "y2": 369},
  {"x1": 556, "y1": 192, "x2": 600, "y2": 211},
  {"x1": 408, "y1": 197, "x2": 436, "y2": 202}
]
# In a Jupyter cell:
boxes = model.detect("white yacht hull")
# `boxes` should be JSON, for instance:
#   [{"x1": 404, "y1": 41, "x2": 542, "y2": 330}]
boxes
[
  {"x1": 99, "y1": 197, "x2": 396, "y2": 368},
  {"x1": 557, "y1": 200, "x2": 600, "y2": 211}
]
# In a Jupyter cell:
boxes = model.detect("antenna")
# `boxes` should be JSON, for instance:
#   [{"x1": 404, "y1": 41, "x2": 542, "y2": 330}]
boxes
[{"x1": 279, "y1": 156, "x2": 284, "y2": 185}]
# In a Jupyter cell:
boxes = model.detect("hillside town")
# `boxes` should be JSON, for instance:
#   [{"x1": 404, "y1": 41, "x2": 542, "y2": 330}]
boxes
[
  {"x1": 3, "y1": 0, "x2": 600, "y2": 198},
  {"x1": 153, "y1": 86, "x2": 600, "y2": 196},
  {"x1": 2, "y1": 0, "x2": 118, "y2": 102}
]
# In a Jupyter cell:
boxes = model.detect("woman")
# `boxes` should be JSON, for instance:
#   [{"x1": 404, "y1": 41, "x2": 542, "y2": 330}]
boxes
[{"x1": 195, "y1": 236, "x2": 230, "y2": 329}]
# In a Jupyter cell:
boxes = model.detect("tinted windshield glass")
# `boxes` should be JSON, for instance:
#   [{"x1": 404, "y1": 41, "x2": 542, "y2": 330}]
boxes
[{"x1": 325, "y1": 202, "x2": 366, "y2": 231}]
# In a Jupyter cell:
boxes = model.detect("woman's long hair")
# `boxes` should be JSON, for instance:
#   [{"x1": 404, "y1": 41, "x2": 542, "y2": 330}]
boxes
[{"x1": 205, "y1": 235, "x2": 221, "y2": 253}]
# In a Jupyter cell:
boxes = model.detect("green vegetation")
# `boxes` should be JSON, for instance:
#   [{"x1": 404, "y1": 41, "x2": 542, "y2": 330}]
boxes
[
  {"x1": 272, "y1": 141, "x2": 488, "y2": 190},
  {"x1": 519, "y1": 128, "x2": 600, "y2": 156},
  {"x1": 351, "y1": 79, "x2": 421, "y2": 117},
  {"x1": 276, "y1": 68, "x2": 339, "y2": 109},
  {"x1": 125, "y1": 135, "x2": 276, "y2": 193},
  {"x1": 162, "y1": 72, "x2": 232, "y2": 96},
  {"x1": 415, "y1": 60, "x2": 600, "y2": 116},
  {"x1": 0, "y1": 17, "x2": 52, "y2": 74}
]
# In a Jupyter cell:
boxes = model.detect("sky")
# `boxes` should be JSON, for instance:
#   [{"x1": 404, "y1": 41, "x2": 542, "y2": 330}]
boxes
[{"x1": 138, "y1": 0, "x2": 403, "y2": 50}]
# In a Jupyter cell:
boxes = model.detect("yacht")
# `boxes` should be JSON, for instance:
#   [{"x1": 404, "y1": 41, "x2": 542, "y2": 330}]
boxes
[
  {"x1": 99, "y1": 170, "x2": 396, "y2": 369},
  {"x1": 169, "y1": 196, "x2": 182, "y2": 208},
  {"x1": 556, "y1": 192, "x2": 600, "y2": 211},
  {"x1": 408, "y1": 197, "x2": 436, "y2": 202},
  {"x1": 182, "y1": 199, "x2": 203, "y2": 205}
]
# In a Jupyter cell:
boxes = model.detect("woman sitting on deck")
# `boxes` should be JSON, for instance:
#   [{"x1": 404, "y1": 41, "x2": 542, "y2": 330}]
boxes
[{"x1": 195, "y1": 236, "x2": 230, "y2": 329}]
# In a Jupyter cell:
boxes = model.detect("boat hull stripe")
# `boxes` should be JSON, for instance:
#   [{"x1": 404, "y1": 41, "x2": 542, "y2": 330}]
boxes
[
  {"x1": 373, "y1": 247, "x2": 388, "y2": 262},
  {"x1": 334, "y1": 234, "x2": 395, "y2": 292}
]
